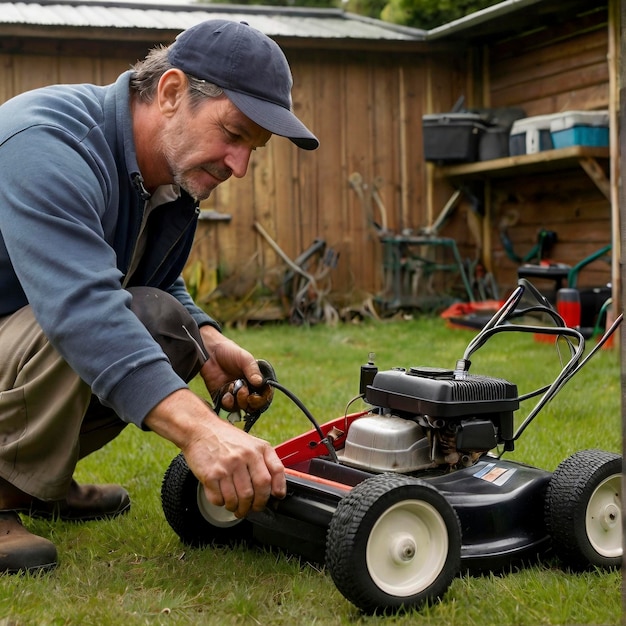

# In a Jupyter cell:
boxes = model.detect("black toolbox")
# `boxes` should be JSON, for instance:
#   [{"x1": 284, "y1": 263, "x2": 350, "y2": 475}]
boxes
[
  {"x1": 422, "y1": 112, "x2": 487, "y2": 163},
  {"x1": 423, "y1": 105, "x2": 526, "y2": 164}
]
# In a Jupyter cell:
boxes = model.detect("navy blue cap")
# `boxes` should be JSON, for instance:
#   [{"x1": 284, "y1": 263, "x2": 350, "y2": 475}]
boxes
[{"x1": 168, "y1": 20, "x2": 319, "y2": 150}]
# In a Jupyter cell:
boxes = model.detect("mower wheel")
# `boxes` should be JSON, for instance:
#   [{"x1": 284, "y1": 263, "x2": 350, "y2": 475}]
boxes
[
  {"x1": 325, "y1": 473, "x2": 461, "y2": 614},
  {"x1": 546, "y1": 448, "x2": 622, "y2": 570},
  {"x1": 161, "y1": 453, "x2": 252, "y2": 547}
]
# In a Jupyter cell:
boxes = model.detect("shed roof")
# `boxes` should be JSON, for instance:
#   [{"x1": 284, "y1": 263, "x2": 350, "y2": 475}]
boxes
[
  {"x1": 0, "y1": 0, "x2": 426, "y2": 42},
  {"x1": 1, "y1": 0, "x2": 601, "y2": 52},
  {"x1": 426, "y1": 0, "x2": 606, "y2": 42}
]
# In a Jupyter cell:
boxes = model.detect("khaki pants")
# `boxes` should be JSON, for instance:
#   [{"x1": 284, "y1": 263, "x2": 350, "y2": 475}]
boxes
[{"x1": 0, "y1": 287, "x2": 206, "y2": 501}]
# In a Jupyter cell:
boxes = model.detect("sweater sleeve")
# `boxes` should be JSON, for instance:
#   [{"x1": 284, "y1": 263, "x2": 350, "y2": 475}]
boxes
[{"x1": 0, "y1": 122, "x2": 189, "y2": 428}]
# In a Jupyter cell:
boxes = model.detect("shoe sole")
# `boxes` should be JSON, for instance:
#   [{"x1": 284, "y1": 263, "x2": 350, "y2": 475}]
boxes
[
  {"x1": 26, "y1": 500, "x2": 131, "y2": 522},
  {"x1": 4, "y1": 561, "x2": 58, "y2": 575}
]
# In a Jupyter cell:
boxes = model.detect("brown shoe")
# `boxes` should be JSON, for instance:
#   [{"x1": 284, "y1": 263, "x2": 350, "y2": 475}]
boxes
[
  {"x1": 0, "y1": 512, "x2": 57, "y2": 574},
  {"x1": 26, "y1": 480, "x2": 131, "y2": 522}
]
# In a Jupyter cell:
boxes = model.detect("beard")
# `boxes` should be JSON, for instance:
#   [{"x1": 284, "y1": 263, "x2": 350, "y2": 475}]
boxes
[
  {"x1": 160, "y1": 117, "x2": 232, "y2": 202},
  {"x1": 171, "y1": 161, "x2": 232, "y2": 202}
]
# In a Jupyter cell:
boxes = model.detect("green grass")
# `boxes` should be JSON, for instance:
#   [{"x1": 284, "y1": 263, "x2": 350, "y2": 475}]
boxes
[{"x1": 0, "y1": 317, "x2": 621, "y2": 625}]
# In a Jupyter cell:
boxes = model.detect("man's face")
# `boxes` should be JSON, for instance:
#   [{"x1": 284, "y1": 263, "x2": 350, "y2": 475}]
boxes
[{"x1": 160, "y1": 93, "x2": 272, "y2": 201}]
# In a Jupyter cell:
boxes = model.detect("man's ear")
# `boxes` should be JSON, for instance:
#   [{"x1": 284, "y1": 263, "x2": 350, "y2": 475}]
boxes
[{"x1": 156, "y1": 69, "x2": 187, "y2": 117}]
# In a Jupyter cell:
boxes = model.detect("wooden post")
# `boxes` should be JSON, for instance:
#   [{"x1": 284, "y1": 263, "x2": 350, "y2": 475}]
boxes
[
  {"x1": 616, "y1": 0, "x2": 626, "y2": 600},
  {"x1": 608, "y1": 0, "x2": 621, "y2": 349}
]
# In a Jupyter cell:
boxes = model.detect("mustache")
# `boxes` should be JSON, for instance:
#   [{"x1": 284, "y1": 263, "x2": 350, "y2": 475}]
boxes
[{"x1": 203, "y1": 163, "x2": 232, "y2": 183}]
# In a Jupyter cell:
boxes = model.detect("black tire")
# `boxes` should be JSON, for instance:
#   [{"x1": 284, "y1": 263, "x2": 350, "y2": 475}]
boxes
[
  {"x1": 325, "y1": 473, "x2": 462, "y2": 615},
  {"x1": 546, "y1": 449, "x2": 622, "y2": 570},
  {"x1": 161, "y1": 453, "x2": 252, "y2": 547}
]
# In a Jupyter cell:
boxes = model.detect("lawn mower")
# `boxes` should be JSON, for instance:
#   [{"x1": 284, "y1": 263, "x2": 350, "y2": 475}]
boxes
[{"x1": 161, "y1": 279, "x2": 623, "y2": 615}]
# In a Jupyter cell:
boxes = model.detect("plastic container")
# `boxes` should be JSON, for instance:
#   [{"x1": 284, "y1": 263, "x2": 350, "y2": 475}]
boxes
[
  {"x1": 479, "y1": 125, "x2": 510, "y2": 160},
  {"x1": 423, "y1": 113, "x2": 487, "y2": 163},
  {"x1": 550, "y1": 110, "x2": 609, "y2": 149},
  {"x1": 509, "y1": 114, "x2": 561, "y2": 155},
  {"x1": 579, "y1": 285, "x2": 611, "y2": 328},
  {"x1": 556, "y1": 288, "x2": 581, "y2": 328}
]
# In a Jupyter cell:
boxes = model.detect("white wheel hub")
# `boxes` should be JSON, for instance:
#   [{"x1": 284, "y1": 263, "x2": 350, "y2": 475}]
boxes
[
  {"x1": 389, "y1": 533, "x2": 418, "y2": 564},
  {"x1": 197, "y1": 484, "x2": 241, "y2": 528},
  {"x1": 366, "y1": 499, "x2": 448, "y2": 596},
  {"x1": 586, "y1": 474, "x2": 622, "y2": 557}
]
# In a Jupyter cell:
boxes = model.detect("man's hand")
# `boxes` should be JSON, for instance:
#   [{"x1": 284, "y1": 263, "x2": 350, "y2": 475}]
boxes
[
  {"x1": 144, "y1": 388, "x2": 286, "y2": 518},
  {"x1": 199, "y1": 325, "x2": 274, "y2": 415}
]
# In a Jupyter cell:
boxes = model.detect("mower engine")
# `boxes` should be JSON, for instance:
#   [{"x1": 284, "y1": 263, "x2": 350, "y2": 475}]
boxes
[{"x1": 339, "y1": 360, "x2": 519, "y2": 473}]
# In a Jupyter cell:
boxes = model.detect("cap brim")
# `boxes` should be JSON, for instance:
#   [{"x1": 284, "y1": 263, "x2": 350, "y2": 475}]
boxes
[{"x1": 225, "y1": 89, "x2": 319, "y2": 151}]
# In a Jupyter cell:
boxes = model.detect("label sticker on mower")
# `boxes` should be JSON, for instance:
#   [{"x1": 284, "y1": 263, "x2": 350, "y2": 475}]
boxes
[{"x1": 473, "y1": 463, "x2": 516, "y2": 486}]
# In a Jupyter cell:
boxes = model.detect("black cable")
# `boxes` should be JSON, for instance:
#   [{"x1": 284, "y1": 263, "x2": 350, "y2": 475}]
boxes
[{"x1": 261, "y1": 379, "x2": 340, "y2": 463}]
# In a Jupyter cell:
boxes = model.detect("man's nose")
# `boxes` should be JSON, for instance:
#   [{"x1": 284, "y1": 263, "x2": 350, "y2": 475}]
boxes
[{"x1": 224, "y1": 145, "x2": 253, "y2": 178}]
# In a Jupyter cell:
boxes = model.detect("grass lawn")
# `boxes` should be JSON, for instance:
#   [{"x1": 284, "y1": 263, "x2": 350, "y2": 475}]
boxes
[{"x1": 0, "y1": 316, "x2": 621, "y2": 625}]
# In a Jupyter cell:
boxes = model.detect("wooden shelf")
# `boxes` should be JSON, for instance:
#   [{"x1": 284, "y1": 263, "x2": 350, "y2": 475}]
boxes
[
  {"x1": 434, "y1": 145, "x2": 612, "y2": 276},
  {"x1": 437, "y1": 146, "x2": 610, "y2": 180}
]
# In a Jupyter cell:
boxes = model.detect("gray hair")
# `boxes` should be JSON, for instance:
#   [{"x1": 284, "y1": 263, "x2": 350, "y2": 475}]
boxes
[{"x1": 130, "y1": 45, "x2": 223, "y2": 108}]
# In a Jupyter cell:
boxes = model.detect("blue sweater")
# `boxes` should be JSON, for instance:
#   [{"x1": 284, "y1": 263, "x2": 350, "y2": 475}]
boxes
[{"x1": 0, "y1": 71, "x2": 218, "y2": 428}]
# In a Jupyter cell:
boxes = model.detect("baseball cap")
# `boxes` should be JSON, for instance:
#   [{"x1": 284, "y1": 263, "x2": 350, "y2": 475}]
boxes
[{"x1": 168, "y1": 20, "x2": 319, "y2": 150}]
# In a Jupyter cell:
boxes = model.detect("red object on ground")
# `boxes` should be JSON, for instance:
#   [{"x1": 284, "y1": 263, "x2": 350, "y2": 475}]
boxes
[{"x1": 556, "y1": 288, "x2": 581, "y2": 328}]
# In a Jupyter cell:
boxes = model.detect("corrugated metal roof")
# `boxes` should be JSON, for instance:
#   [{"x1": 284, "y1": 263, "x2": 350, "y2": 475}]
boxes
[{"x1": 0, "y1": 0, "x2": 426, "y2": 41}]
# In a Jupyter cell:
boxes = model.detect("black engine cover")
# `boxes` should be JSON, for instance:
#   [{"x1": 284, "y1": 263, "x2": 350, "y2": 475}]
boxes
[{"x1": 365, "y1": 366, "x2": 519, "y2": 419}]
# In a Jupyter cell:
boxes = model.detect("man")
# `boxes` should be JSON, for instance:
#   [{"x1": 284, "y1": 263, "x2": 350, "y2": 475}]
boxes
[{"x1": 0, "y1": 19, "x2": 319, "y2": 573}]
